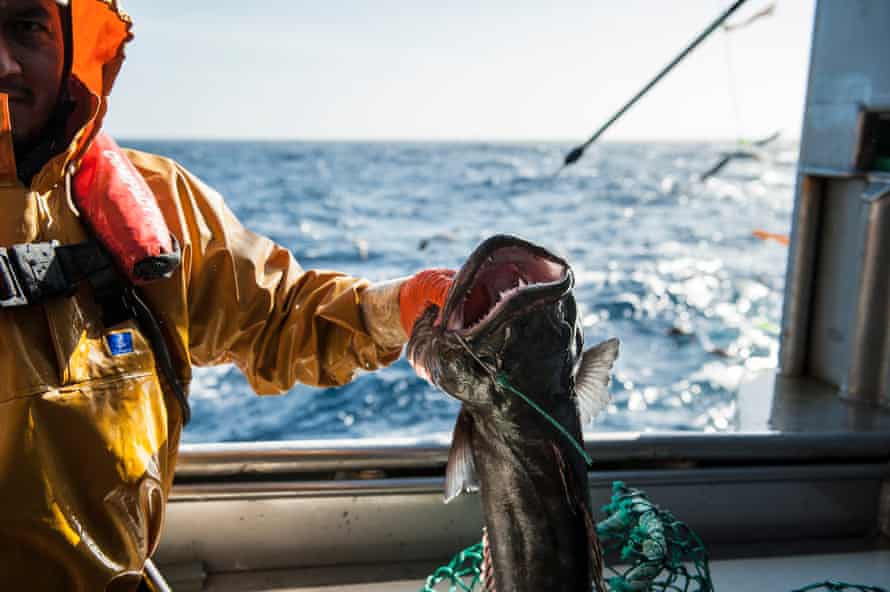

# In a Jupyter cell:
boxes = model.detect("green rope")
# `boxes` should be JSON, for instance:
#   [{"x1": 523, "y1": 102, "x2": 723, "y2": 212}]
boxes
[
  {"x1": 421, "y1": 481, "x2": 888, "y2": 592},
  {"x1": 495, "y1": 374, "x2": 594, "y2": 467},
  {"x1": 421, "y1": 542, "x2": 483, "y2": 592}
]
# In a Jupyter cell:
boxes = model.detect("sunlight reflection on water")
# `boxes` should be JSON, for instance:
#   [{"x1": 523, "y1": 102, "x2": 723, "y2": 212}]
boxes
[{"x1": 126, "y1": 140, "x2": 795, "y2": 443}]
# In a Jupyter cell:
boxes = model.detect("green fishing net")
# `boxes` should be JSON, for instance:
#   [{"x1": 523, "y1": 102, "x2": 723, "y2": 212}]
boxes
[
  {"x1": 421, "y1": 542, "x2": 483, "y2": 592},
  {"x1": 597, "y1": 481, "x2": 711, "y2": 592},
  {"x1": 421, "y1": 481, "x2": 888, "y2": 592}
]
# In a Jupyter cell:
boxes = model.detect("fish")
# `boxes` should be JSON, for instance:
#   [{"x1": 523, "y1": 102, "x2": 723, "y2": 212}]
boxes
[{"x1": 407, "y1": 234, "x2": 619, "y2": 592}]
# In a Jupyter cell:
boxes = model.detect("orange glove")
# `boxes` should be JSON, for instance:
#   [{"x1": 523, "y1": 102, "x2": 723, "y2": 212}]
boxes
[
  {"x1": 399, "y1": 268, "x2": 455, "y2": 336},
  {"x1": 359, "y1": 269, "x2": 455, "y2": 350}
]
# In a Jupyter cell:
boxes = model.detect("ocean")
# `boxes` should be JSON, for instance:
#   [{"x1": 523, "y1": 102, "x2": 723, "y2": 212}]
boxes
[{"x1": 124, "y1": 140, "x2": 796, "y2": 444}]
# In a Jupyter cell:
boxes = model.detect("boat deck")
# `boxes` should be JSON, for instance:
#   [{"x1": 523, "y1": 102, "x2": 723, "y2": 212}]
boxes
[
  {"x1": 157, "y1": 375, "x2": 890, "y2": 592},
  {"x1": 197, "y1": 550, "x2": 890, "y2": 591}
]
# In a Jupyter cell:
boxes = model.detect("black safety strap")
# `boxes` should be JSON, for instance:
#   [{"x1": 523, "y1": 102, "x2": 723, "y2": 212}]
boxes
[
  {"x1": 0, "y1": 239, "x2": 191, "y2": 424},
  {"x1": 1, "y1": 241, "x2": 85, "y2": 307},
  {"x1": 124, "y1": 286, "x2": 192, "y2": 424}
]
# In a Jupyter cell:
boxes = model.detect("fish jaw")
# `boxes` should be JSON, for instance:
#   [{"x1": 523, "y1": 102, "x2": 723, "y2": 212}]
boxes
[
  {"x1": 440, "y1": 234, "x2": 573, "y2": 340},
  {"x1": 407, "y1": 235, "x2": 574, "y2": 406}
]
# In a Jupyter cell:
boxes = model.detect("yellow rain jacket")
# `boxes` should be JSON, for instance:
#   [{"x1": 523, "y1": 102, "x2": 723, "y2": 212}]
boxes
[{"x1": 0, "y1": 2, "x2": 401, "y2": 589}]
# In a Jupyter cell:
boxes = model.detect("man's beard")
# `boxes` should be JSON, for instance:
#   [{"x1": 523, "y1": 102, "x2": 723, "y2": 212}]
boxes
[{"x1": 14, "y1": 95, "x2": 74, "y2": 185}]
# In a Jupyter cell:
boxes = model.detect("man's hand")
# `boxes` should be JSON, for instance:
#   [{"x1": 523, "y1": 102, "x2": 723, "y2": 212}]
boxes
[
  {"x1": 360, "y1": 269, "x2": 454, "y2": 350},
  {"x1": 399, "y1": 268, "x2": 455, "y2": 336}
]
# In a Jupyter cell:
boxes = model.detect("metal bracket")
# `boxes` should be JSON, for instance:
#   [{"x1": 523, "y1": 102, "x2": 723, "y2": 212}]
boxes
[
  {"x1": 0, "y1": 248, "x2": 27, "y2": 307},
  {"x1": 862, "y1": 181, "x2": 890, "y2": 203}
]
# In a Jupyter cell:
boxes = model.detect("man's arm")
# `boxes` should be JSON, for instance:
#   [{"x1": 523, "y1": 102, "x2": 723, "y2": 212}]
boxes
[{"x1": 145, "y1": 157, "x2": 403, "y2": 392}]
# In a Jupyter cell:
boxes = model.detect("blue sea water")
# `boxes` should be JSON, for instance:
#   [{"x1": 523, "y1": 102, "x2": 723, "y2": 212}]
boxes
[{"x1": 125, "y1": 140, "x2": 796, "y2": 444}]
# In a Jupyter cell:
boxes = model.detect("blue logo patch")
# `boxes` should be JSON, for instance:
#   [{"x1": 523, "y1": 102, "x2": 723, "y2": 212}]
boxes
[{"x1": 106, "y1": 332, "x2": 135, "y2": 356}]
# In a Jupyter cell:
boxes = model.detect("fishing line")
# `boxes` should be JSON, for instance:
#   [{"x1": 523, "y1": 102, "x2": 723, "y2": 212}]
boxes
[
  {"x1": 718, "y1": 1, "x2": 778, "y2": 143},
  {"x1": 454, "y1": 334, "x2": 498, "y2": 377},
  {"x1": 453, "y1": 334, "x2": 594, "y2": 467},
  {"x1": 720, "y1": 22, "x2": 744, "y2": 141},
  {"x1": 495, "y1": 375, "x2": 595, "y2": 467}
]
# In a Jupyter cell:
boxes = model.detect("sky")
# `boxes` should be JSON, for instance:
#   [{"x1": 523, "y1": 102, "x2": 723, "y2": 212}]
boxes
[{"x1": 105, "y1": 1, "x2": 816, "y2": 142}]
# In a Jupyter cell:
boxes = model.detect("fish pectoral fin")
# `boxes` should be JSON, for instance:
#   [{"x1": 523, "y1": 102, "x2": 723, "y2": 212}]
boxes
[
  {"x1": 576, "y1": 338, "x2": 620, "y2": 425},
  {"x1": 444, "y1": 408, "x2": 480, "y2": 504}
]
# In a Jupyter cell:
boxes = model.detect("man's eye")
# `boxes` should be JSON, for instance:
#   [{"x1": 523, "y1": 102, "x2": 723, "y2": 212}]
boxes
[{"x1": 12, "y1": 20, "x2": 49, "y2": 35}]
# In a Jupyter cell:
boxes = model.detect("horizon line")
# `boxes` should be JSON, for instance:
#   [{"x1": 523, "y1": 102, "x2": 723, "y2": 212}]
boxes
[{"x1": 116, "y1": 135, "x2": 800, "y2": 144}]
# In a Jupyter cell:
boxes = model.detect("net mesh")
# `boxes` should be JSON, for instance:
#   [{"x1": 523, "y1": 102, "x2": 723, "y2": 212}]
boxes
[
  {"x1": 597, "y1": 481, "x2": 711, "y2": 592},
  {"x1": 420, "y1": 481, "x2": 888, "y2": 592},
  {"x1": 421, "y1": 542, "x2": 484, "y2": 592}
]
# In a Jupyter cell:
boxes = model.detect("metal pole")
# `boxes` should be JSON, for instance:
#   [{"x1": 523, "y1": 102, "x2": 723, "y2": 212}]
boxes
[
  {"x1": 559, "y1": 0, "x2": 752, "y2": 172},
  {"x1": 142, "y1": 559, "x2": 173, "y2": 592}
]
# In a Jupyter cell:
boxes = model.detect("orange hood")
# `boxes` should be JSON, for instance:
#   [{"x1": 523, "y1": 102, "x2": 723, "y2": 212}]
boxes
[{"x1": 66, "y1": 0, "x2": 133, "y2": 164}]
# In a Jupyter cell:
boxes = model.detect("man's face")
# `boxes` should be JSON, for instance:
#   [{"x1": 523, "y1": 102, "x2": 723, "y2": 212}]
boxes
[{"x1": 0, "y1": 0, "x2": 64, "y2": 149}]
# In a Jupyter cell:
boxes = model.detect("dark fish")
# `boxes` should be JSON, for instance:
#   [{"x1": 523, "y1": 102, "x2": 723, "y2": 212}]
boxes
[{"x1": 407, "y1": 235, "x2": 619, "y2": 592}]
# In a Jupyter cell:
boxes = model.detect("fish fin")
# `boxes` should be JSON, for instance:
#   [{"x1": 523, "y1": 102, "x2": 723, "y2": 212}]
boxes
[
  {"x1": 444, "y1": 408, "x2": 480, "y2": 504},
  {"x1": 576, "y1": 338, "x2": 620, "y2": 425}
]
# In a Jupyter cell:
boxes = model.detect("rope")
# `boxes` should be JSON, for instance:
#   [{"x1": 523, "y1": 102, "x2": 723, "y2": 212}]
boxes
[{"x1": 719, "y1": 24, "x2": 744, "y2": 142}]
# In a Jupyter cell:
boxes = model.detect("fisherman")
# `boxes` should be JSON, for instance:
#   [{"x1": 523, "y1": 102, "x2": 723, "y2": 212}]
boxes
[{"x1": 0, "y1": 1, "x2": 453, "y2": 589}]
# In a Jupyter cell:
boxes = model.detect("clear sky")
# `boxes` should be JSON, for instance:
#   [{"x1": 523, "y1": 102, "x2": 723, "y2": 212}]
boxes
[{"x1": 104, "y1": 1, "x2": 815, "y2": 141}]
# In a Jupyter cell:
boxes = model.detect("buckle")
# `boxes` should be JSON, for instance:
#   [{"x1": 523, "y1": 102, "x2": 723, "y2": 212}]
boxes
[
  {"x1": 0, "y1": 242, "x2": 76, "y2": 309},
  {"x1": 9, "y1": 242, "x2": 72, "y2": 302},
  {"x1": 0, "y1": 248, "x2": 27, "y2": 307}
]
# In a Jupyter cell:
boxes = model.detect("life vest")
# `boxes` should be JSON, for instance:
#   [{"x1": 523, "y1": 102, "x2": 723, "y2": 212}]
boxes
[
  {"x1": 73, "y1": 133, "x2": 181, "y2": 285},
  {"x1": 0, "y1": 131, "x2": 191, "y2": 424}
]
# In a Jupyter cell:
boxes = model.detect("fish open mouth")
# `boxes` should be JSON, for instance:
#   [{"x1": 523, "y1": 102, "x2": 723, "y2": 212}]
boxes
[{"x1": 443, "y1": 236, "x2": 571, "y2": 336}]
